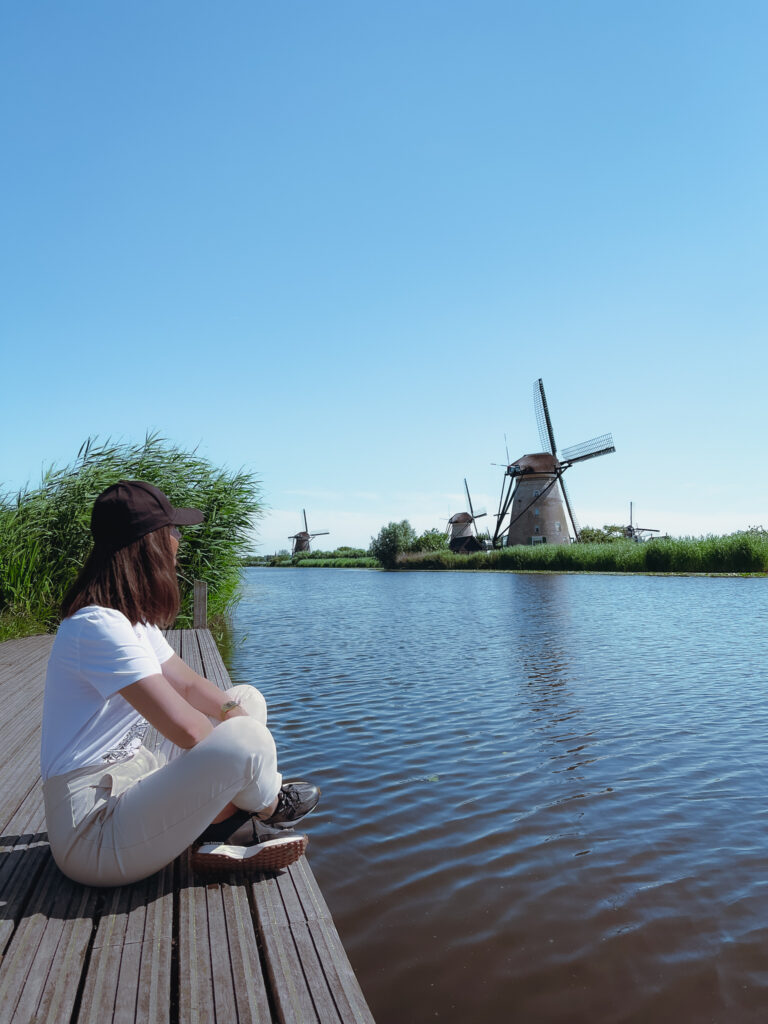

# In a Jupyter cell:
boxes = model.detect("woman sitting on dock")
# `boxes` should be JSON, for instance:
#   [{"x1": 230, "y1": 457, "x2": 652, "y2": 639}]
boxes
[{"x1": 40, "y1": 480, "x2": 319, "y2": 886}]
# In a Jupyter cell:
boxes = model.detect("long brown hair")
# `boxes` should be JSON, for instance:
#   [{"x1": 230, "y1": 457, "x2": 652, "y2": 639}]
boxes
[{"x1": 61, "y1": 526, "x2": 180, "y2": 626}]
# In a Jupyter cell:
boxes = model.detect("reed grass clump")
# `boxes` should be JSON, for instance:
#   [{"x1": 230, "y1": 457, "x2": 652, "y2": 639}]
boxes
[
  {"x1": 0, "y1": 435, "x2": 263, "y2": 640},
  {"x1": 397, "y1": 533, "x2": 768, "y2": 574}
]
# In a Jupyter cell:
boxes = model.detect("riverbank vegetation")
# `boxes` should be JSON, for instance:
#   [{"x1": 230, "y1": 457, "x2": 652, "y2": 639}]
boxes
[
  {"x1": 0, "y1": 436, "x2": 262, "y2": 641},
  {"x1": 368, "y1": 522, "x2": 448, "y2": 568},
  {"x1": 397, "y1": 529, "x2": 768, "y2": 574},
  {"x1": 245, "y1": 547, "x2": 379, "y2": 568},
  {"x1": 247, "y1": 522, "x2": 768, "y2": 576}
]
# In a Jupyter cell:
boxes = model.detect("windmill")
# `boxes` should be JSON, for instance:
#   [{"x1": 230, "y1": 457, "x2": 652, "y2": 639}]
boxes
[
  {"x1": 448, "y1": 479, "x2": 487, "y2": 554},
  {"x1": 623, "y1": 502, "x2": 660, "y2": 542},
  {"x1": 289, "y1": 510, "x2": 330, "y2": 555},
  {"x1": 493, "y1": 378, "x2": 615, "y2": 547}
]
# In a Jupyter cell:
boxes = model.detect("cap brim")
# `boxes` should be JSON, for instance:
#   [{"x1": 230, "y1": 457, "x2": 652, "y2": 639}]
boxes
[{"x1": 171, "y1": 507, "x2": 205, "y2": 526}]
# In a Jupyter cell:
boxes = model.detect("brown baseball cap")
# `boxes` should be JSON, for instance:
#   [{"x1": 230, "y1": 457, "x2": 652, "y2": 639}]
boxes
[{"x1": 91, "y1": 480, "x2": 204, "y2": 550}]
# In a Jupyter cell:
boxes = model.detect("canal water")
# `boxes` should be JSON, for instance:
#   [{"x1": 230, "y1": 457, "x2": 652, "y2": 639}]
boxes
[{"x1": 229, "y1": 568, "x2": 768, "y2": 1024}]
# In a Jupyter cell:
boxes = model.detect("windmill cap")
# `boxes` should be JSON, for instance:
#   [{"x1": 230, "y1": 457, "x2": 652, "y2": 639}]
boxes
[{"x1": 91, "y1": 480, "x2": 204, "y2": 551}]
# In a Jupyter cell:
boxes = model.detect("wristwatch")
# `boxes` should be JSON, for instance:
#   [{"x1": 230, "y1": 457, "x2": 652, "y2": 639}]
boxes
[{"x1": 220, "y1": 700, "x2": 242, "y2": 720}]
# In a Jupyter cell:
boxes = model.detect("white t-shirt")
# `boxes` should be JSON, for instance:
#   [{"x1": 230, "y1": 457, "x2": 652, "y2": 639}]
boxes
[{"x1": 40, "y1": 605, "x2": 174, "y2": 780}]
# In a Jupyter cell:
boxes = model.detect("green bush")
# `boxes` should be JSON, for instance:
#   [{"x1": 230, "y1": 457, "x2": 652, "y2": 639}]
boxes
[
  {"x1": 0, "y1": 435, "x2": 263, "y2": 639},
  {"x1": 410, "y1": 528, "x2": 449, "y2": 552},
  {"x1": 369, "y1": 521, "x2": 417, "y2": 568}
]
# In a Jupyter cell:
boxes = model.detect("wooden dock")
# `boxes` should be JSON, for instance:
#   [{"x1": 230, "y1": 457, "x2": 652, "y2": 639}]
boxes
[{"x1": 0, "y1": 630, "x2": 375, "y2": 1024}]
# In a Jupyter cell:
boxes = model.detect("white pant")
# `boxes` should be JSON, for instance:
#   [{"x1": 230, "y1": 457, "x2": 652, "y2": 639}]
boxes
[{"x1": 43, "y1": 685, "x2": 282, "y2": 886}]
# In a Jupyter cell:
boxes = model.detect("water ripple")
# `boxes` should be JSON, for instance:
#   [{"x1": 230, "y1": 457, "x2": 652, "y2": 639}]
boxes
[{"x1": 230, "y1": 568, "x2": 768, "y2": 1024}]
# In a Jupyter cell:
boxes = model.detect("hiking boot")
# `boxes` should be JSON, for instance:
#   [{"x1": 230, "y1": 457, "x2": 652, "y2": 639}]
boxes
[
  {"x1": 191, "y1": 832, "x2": 308, "y2": 878},
  {"x1": 258, "y1": 780, "x2": 321, "y2": 829}
]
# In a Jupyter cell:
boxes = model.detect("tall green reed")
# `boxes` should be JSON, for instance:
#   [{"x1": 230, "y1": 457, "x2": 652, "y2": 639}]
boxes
[
  {"x1": 0, "y1": 434, "x2": 263, "y2": 639},
  {"x1": 397, "y1": 534, "x2": 768, "y2": 574}
]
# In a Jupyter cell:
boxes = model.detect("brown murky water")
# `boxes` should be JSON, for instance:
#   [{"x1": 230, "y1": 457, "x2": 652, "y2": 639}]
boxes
[{"x1": 230, "y1": 568, "x2": 768, "y2": 1024}]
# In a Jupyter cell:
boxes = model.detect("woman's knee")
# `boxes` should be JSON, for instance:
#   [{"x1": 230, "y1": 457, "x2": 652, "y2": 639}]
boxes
[
  {"x1": 216, "y1": 716, "x2": 276, "y2": 767},
  {"x1": 225, "y1": 683, "x2": 268, "y2": 724}
]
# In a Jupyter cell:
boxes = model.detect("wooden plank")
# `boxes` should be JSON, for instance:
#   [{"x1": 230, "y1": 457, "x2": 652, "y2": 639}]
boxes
[
  {"x1": 251, "y1": 858, "x2": 374, "y2": 1024},
  {"x1": 28, "y1": 884, "x2": 99, "y2": 1024},
  {"x1": 0, "y1": 792, "x2": 49, "y2": 958},
  {"x1": 78, "y1": 864, "x2": 174, "y2": 1024},
  {"x1": 0, "y1": 746, "x2": 43, "y2": 834},
  {"x1": 293, "y1": 860, "x2": 375, "y2": 1024},
  {"x1": 129, "y1": 863, "x2": 174, "y2": 1024},
  {"x1": 201, "y1": 872, "x2": 240, "y2": 1024},
  {"x1": 218, "y1": 880, "x2": 273, "y2": 1022},
  {"x1": 259, "y1": 859, "x2": 373, "y2": 1024},
  {"x1": 179, "y1": 629, "x2": 203, "y2": 676},
  {"x1": 250, "y1": 870, "x2": 320, "y2": 1024},
  {"x1": 0, "y1": 649, "x2": 50, "y2": 697},
  {"x1": 0, "y1": 855, "x2": 98, "y2": 1023},
  {"x1": 0, "y1": 635, "x2": 53, "y2": 677},
  {"x1": 193, "y1": 581, "x2": 208, "y2": 629},
  {"x1": 77, "y1": 885, "x2": 132, "y2": 1023},
  {"x1": 176, "y1": 848, "x2": 217, "y2": 1024},
  {"x1": 183, "y1": 630, "x2": 373, "y2": 1024},
  {"x1": 173, "y1": 629, "x2": 277, "y2": 1022},
  {"x1": 196, "y1": 630, "x2": 231, "y2": 690}
]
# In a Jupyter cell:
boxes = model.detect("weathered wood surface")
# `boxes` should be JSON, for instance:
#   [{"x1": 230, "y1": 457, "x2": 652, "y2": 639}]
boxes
[{"x1": 0, "y1": 631, "x2": 374, "y2": 1024}]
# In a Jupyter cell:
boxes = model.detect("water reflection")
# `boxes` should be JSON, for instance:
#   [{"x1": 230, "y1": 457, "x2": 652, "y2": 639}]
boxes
[{"x1": 230, "y1": 569, "x2": 768, "y2": 1024}]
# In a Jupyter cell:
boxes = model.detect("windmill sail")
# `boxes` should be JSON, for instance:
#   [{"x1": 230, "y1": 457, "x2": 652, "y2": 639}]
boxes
[
  {"x1": 534, "y1": 378, "x2": 557, "y2": 455},
  {"x1": 495, "y1": 379, "x2": 615, "y2": 547},
  {"x1": 290, "y1": 509, "x2": 329, "y2": 553},
  {"x1": 560, "y1": 434, "x2": 615, "y2": 465}
]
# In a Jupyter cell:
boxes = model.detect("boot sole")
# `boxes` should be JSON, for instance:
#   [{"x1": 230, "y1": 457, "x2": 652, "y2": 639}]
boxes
[{"x1": 191, "y1": 833, "x2": 308, "y2": 877}]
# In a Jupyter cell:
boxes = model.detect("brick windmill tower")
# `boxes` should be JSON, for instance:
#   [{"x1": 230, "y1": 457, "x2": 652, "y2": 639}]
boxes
[{"x1": 493, "y1": 379, "x2": 615, "y2": 547}]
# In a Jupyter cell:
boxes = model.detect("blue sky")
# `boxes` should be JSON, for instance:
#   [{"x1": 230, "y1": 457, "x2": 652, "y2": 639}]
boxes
[{"x1": 3, "y1": 2, "x2": 767, "y2": 551}]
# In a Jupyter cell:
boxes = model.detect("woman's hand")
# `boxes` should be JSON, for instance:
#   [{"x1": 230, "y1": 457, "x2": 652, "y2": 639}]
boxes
[{"x1": 221, "y1": 704, "x2": 250, "y2": 720}]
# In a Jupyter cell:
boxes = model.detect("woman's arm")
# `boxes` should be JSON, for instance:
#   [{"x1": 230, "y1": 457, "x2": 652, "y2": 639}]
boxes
[
  {"x1": 159, "y1": 653, "x2": 249, "y2": 720},
  {"x1": 119, "y1": 673, "x2": 214, "y2": 748}
]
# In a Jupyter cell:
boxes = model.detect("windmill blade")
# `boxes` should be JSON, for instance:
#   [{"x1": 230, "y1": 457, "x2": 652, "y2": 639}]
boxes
[
  {"x1": 559, "y1": 473, "x2": 581, "y2": 541},
  {"x1": 560, "y1": 433, "x2": 615, "y2": 465},
  {"x1": 302, "y1": 509, "x2": 309, "y2": 533},
  {"x1": 310, "y1": 530, "x2": 330, "y2": 537},
  {"x1": 533, "y1": 378, "x2": 557, "y2": 455},
  {"x1": 493, "y1": 474, "x2": 515, "y2": 545},
  {"x1": 464, "y1": 478, "x2": 475, "y2": 518},
  {"x1": 463, "y1": 477, "x2": 487, "y2": 519}
]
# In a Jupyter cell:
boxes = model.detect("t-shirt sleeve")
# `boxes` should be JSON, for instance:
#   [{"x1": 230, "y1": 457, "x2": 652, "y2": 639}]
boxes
[
  {"x1": 77, "y1": 609, "x2": 164, "y2": 699},
  {"x1": 145, "y1": 624, "x2": 175, "y2": 665}
]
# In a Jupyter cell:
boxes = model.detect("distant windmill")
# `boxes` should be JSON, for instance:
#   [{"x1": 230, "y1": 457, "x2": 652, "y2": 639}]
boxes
[
  {"x1": 623, "y1": 502, "x2": 660, "y2": 542},
  {"x1": 493, "y1": 378, "x2": 616, "y2": 547},
  {"x1": 448, "y1": 479, "x2": 487, "y2": 554},
  {"x1": 289, "y1": 509, "x2": 330, "y2": 555}
]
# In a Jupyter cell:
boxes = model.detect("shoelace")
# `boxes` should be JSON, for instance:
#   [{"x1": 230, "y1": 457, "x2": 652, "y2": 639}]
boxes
[{"x1": 275, "y1": 786, "x2": 302, "y2": 817}]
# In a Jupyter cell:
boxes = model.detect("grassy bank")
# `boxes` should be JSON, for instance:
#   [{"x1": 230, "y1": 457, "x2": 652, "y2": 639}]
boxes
[
  {"x1": 0, "y1": 436, "x2": 263, "y2": 641},
  {"x1": 398, "y1": 533, "x2": 768, "y2": 574},
  {"x1": 291, "y1": 557, "x2": 380, "y2": 568},
  {"x1": 244, "y1": 548, "x2": 380, "y2": 569}
]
